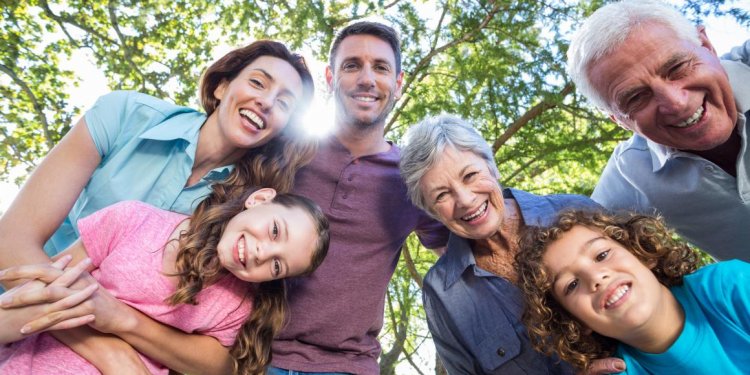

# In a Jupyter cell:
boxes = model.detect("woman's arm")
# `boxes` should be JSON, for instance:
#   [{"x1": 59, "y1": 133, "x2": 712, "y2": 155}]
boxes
[{"x1": 0, "y1": 117, "x2": 101, "y2": 287}]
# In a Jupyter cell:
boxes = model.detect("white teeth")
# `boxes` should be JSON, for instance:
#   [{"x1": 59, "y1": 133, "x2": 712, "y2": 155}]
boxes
[
  {"x1": 239, "y1": 109, "x2": 265, "y2": 130},
  {"x1": 353, "y1": 96, "x2": 376, "y2": 102},
  {"x1": 605, "y1": 285, "x2": 629, "y2": 308},
  {"x1": 674, "y1": 105, "x2": 704, "y2": 128},
  {"x1": 238, "y1": 235, "x2": 246, "y2": 266},
  {"x1": 462, "y1": 201, "x2": 488, "y2": 221}
]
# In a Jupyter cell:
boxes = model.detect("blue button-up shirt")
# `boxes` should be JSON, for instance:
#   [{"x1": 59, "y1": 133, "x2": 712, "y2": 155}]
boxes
[
  {"x1": 45, "y1": 91, "x2": 231, "y2": 255},
  {"x1": 423, "y1": 188, "x2": 598, "y2": 374}
]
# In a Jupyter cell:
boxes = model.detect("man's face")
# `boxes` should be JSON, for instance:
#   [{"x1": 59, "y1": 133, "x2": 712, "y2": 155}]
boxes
[
  {"x1": 589, "y1": 23, "x2": 737, "y2": 152},
  {"x1": 326, "y1": 34, "x2": 404, "y2": 129}
]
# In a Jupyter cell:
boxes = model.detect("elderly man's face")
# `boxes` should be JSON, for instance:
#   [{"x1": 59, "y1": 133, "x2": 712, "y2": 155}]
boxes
[{"x1": 589, "y1": 23, "x2": 737, "y2": 152}]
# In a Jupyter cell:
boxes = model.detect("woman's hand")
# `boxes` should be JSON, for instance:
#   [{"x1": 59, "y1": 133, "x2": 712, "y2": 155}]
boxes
[
  {"x1": 0, "y1": 256, "x2": 97, "y2": 343},
  {"x1": 583, "y1": 357, "x2": 626, "y2": 375}
]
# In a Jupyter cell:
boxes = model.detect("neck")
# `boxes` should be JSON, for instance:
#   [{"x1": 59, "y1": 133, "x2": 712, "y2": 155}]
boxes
[
  {"x1": 334, "y1": 119, "x2": 390, "y2": 158},
  {"x1": 191, "y1": 115, "x2": 246, "y2": 185},
  {"x1": 691, "y1": 127, "x2": 741, "y2": 177},
  {"x1": 620, "y1": 284, "x2": 684, "y2": 354}
]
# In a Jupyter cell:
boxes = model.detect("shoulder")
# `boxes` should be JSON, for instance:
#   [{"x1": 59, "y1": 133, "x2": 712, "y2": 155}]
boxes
[
  {"x1": 686, "y1": 260, "x2": 750, "y2": 286},
  {"x1": 91, "y1": 90, "x2": 198, "y2": 118}
]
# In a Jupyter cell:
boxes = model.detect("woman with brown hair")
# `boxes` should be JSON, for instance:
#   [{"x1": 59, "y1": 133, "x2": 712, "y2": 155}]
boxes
[{"x1": 0, "y1": 40, "x2": 315, "y2": 373}]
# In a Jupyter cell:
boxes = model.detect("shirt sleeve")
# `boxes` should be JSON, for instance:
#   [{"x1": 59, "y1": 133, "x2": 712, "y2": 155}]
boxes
[
  {"x1": 77, "y1": 201, "x2": 144, "y2": 267},
  {"x1": 423, "y1": 281, "x2": 480, "y2": 375},
  {"x1": 591, "y1": 152, "x2": 644, "y2": 212},
  {"x1": 83, "y1": 91, "x2": 134, "y2": 157},
  {"x1": 414, "y1": 210, "x2": 449, "y2": 250},
  {"x1": 699, "y1": 260, "x2": 750, "y2": 332},
  {"x1": 721, "y1": 39, "x2": 750, "y2": 66}
]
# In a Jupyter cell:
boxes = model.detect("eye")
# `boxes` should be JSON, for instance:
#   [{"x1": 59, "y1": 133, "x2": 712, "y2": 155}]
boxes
[
  {"x1": 273, "y1": 259, "x2": 281, "y2": 277},
  {"x1": 277, "y1": 98, "x2": 290, "y2": 112},
  {"x1": 342, "y1": 62, "x2": 358, "y2": 71},
  {"x1": 250, "y1": 78, "x2": 265, "y2": 89},
  {"x1": 595, "y1": 249, "x2": 610, "y2": 262},
  {"x1": 464, "y1": 171, "x2": 478, "y2": 182},
  {"x1": 564, "y1": 279, "x2": 578, "y2": 295},
  {"x1": 271, "y1": 221, "x2": 279, "y2": 240},
  {"x1": 374, "y1": 63, "x2": 390, "y2": 72},
  {"x1": 668, "y1": 61, "x2": 690, "y2": 79},
  {"x1": 434, "y1": 191, "x2": 448, "y2": 203}
]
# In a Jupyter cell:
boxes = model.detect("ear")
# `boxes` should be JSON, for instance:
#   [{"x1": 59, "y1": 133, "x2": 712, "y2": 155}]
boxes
[
  {"x1": 244, "y1": 188, "x2": 277, "y2": 208},
  {"x1": 646, "y1": 258, "x2": 658, "y2": 270},
  {"x1": 394, "y1": 71, "x2": 404, "y2": 100},
  {"x1": 696, "y1": 25, "x2": 717, "y2": 56},
  {"x1": 325, "y1": 65, "x2": 334, "y2": 92},
  {"x1": 214, "y1": 80, "x2": 228, "y2": 101}
]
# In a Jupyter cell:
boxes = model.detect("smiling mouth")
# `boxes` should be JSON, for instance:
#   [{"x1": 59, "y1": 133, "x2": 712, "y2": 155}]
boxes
[
  {"x1": 237, "y1": 235, "x2": 247, "y2": 266},
  {"x1": 605, "y1": 284, "x2": 629, "y2": 309},
  {"x1": 672, "y1": 101, "x2": 705, "y2": 128},
  {"x1": 461, "y1": 201, "x2": 488, "y2": 222},
  {"x1": 239, "y1": 109, "x2": 265, "y2": 130}
]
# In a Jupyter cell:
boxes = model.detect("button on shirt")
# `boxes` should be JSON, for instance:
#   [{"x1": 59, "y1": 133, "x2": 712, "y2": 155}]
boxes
[
  {"x1": 423, "y1": 188, "x2": 597, "y2": 375},
  {"x1": 45, "y1": 91, "x2": 231, "y2": 255},
  {"x1": 592, "y1": 45, "x2": 750, "y2": 261}
]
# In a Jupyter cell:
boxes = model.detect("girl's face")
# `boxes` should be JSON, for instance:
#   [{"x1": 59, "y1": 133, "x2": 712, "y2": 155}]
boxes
[
  {"x1": 418, "y1": 147, "x2": 504, "y2": 240},
  {"x1": 212, "y1": 55, "x2": 304, "y2": 150},
  {"x1": 217, "y1": 189, "x2": 317, "y2": 282},
  {"x1": 541, "y1": 225, "x2": 672, "y2": 342}
]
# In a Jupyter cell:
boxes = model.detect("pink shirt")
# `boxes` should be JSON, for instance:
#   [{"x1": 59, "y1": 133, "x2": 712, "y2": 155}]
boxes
[{"x1": 0, "y1": 201, "x2": 253, "y2": 374}]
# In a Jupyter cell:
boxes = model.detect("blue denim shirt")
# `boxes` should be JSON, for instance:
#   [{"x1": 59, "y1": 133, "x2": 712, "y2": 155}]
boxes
[{"x1": 423, "y1": 188, "x2": 598, "y2": 374}]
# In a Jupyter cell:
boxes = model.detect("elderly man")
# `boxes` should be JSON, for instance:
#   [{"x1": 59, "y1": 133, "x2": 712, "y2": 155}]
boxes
[{"x1": 568, "y1": 0, "x2": 750, "y2": 261}]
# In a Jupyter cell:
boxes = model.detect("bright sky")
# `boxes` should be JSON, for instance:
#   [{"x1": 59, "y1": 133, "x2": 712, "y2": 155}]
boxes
[{"x1": 1, "y1": 5, "x2": 749, "y2": 217}]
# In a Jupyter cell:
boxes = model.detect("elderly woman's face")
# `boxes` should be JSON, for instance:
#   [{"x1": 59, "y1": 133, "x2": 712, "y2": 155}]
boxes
[{"x1": 419, "y1": 147, "x2": 504, "y2": 240}]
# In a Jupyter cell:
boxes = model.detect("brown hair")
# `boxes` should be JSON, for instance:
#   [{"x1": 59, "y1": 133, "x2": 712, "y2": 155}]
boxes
[
  {"x1": 167, "y1": 187, "x2": 330, "y2": 375},
  {"x1": 516, "y1": 210, "x2": 701, "y2": 371},
  {"x1": 199, "y1": 40, "x2": 317, "y2": 202}
]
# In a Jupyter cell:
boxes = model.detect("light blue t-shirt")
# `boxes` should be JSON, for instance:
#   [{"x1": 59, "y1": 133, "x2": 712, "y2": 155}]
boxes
[
  {"x1": 45, "y1": 91, "x2": 232, "y2": 255},
  {"x1": 615, "y1": 260, "x2": 750, "y2": 374}
]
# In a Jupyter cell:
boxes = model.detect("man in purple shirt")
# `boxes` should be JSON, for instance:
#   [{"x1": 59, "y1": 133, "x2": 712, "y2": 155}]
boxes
[{"x1": 268, "y1": 22, "x2": 449, "y2": 374}]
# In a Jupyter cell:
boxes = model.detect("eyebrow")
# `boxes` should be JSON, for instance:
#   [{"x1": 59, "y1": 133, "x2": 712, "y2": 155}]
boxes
[
  {"x1": 656, "y1": 52, "x2": 691, "y2": 77},
  {"x1": 428, "y1": 163, "x2": 475, "y2": 195},
  {"x1": 550, "y1": 235, "x2": 607, "y2": 285},
  {"x1": 251, "y1": 68, "x2": 298, "y2": 100}
]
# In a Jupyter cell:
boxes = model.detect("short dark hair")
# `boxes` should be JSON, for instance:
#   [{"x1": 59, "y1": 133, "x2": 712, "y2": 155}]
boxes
[
  {"x1": 328, "y1": 21, "x2": 402, "y2": 73},
  {"x1": 200, "y1": 40, "x2": 314, "y2": 116}
]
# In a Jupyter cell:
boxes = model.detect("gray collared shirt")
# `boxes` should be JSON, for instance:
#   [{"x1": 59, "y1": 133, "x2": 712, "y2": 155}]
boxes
[{"x1": 423, "y1": 188, "x2": 598, "y2": 374}]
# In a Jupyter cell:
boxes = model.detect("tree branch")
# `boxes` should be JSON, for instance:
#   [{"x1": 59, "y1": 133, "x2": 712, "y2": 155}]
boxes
[{"x1": 0, "y1": 63, "x2": 54, "y2": 150}]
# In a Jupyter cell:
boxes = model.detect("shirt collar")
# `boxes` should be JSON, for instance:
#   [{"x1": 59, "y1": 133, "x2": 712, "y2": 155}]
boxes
[
  {"x1": 440, "y1": 188, "x2": 555, "y2": 289},
  {"x1": 647, "y1": 60, "x2": 750, "y2": 172},
  {"x1": 140, "y1": 111, "x2": 232, "y2": 180}
]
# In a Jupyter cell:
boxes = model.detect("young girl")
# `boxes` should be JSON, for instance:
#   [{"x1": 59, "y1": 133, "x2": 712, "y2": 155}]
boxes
[
  {"x1": 0, "y1": 187, "x2": 329, "y2": 375},
  {"x1": 516, "y1": 210, "x2": 750, "y2": 375}
]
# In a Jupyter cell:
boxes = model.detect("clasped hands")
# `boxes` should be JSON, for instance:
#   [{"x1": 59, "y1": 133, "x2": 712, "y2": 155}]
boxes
[{"x1": 0, "y1": 255, "x2": 133, "y2": 345}]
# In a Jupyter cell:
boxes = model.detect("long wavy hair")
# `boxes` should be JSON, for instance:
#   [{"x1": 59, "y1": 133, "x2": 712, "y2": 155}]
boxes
[
  {"x1": 199, "y1": 40, "x2": 317, "y2": 200},
  {"x1": 167, "y1": 187, "x2": 330, "y2": 375},
  {"x1": 516, "y1": 210, "x2": 701, "y2": 371}
]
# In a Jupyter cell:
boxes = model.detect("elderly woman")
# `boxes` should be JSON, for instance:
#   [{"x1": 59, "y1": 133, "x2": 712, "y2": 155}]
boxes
[{"x1": 400, "y1": 114, "x2": 617, "y2": 374}]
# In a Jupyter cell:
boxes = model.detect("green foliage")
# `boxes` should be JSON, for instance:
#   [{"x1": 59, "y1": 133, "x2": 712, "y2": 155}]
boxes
[{"x1": 1, "y1": 0, "x2": 747, "y2": 372}]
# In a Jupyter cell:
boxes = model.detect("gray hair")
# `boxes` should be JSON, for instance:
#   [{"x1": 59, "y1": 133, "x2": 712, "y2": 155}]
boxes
[
  {"x1": 567, "y1": 0, "x2": 701, "y2": 112},
  {"x1": 399, "y1": 114, "x2": 499, "y2": 215}
]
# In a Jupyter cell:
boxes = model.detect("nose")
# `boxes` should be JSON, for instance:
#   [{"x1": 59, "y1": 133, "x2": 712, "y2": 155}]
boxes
[
  {"x1": 255, "y1": 92, "x2": 274, "y2": 113},
  {"x1": 454, "y1": 185, "x2": 476, "y2": 209},
  {"x1": 254, "y1": 241, "x2": 273, "y2": 264},
  {"x1": 356, "y1": 65, "x2": 375, "y2": 89},
  {"x1": 586, "y1": 271, "x2": 609, "y2": 293},
  {"x1": 654, "y1": 82, "x2": 688, "y2": 115}
]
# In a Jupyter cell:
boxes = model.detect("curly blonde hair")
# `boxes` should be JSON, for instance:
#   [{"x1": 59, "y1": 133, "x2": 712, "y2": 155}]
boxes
[
  {"x1": 515, "y1": 210, "x2": 701, "y2": 371},
  {"x1": 167, "y1": 188, "x2": 330, "y2": 375}
]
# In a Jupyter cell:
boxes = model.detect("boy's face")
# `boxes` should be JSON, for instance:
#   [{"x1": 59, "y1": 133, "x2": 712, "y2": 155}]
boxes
[{"x1": 542, "y1": 225, "x2": 671, "y2": 342}]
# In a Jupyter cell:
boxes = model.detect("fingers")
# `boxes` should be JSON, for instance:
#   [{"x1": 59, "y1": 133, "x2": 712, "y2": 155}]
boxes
[
  {"x1": 0, "y1": 277, "x2": 94, "y2": 308},
  {"x1": 583, "y1": 357, "x2": 626, "y2": 375},
  {"x1": 50, "y1": 258, "x2": 92, "y2": 288},
  {"x1": 18, "y1": 283, "x2": 99, "y2": 335},
  {"x1": 0, "y1": 263, "x2": 66, "y2": 284}
]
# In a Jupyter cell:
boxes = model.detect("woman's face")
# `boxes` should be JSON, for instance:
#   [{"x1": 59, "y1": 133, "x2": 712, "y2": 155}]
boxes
[
  {"x1": 213, "y1": 55, "x2": 304, "y2": 149},
  {"x1": 217, "y1": 189, "x2": 318, "y2": 283},
  {"x1": 419, "y1": 147, "x2": 505, "y2": 239}
]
